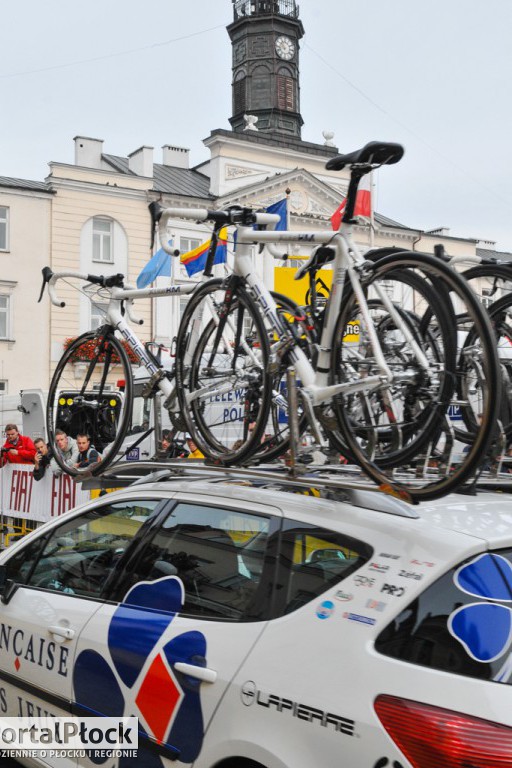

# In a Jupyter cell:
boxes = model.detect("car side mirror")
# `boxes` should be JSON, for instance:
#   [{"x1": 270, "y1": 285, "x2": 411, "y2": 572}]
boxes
[{"x1": 0, "y1": 565, "x2": 18, "y2": 605}]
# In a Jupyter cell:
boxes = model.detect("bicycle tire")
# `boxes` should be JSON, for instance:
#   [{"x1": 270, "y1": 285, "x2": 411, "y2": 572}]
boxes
[
  {"x1": 455, "y1": 291, "x2": 512, "y2": 443},
  {"x1": 331, "y1": 252, "x2": 500, "y2": 501},
  {"x1": 47, "y1": 329, "x2": 133, "y2": 476},
  {"x1": 461, "y1": 263, "x2": 512, "y2": 306},
  {"x1": 329, "y1": 265, "x2": 457, "y2": 468},
  {"x1": 175, "y1": 278, "x2": 272, "y2": 464}
]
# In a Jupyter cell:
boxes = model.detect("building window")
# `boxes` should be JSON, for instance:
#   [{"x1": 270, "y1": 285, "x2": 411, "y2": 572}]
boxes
[
  {"x1": 0, "y1": 207, "x2": 8, "y2": 251},
  {"x1": 180, "y1": 236, "x2": 201, "y2": 254},
  {"x1": 0, "y1": 381, "x2": 6, "y2": 394},
  {"x1": 0, "y1": 295, "x2": 9, "y2": 339},
  {"x1": 91, "y1": 302, "x2": 109, "y2": 331},
  {"x1": 179, "y1": 237, "x2": 201, "y2": 277},
  {"x1": 92, "y1": 218, "x2": 113, "y2": 263},
  {"x1": 277, "y1": 75, "x2": 294, "y2": 111},
  {"x1": 252, "y1": 66, "x2": 271, "y2": 110},
  {"x1": 234, "y1": 71, "x2": 247, "y2": 114}
]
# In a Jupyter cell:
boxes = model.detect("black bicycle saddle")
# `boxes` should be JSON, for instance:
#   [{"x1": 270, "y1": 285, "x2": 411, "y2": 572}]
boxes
[{"x1": 325, "y1": 141, "x2": 404, "y2": 171}]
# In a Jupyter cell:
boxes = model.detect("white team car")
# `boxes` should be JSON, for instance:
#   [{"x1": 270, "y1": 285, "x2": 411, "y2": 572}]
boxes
[{"x1": 0, "y1": 464, "x2": 511, "y2": 768}]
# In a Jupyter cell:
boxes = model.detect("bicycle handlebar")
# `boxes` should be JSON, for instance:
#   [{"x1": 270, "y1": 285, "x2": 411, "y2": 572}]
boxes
[
  {"x1": 39, "y1": 267, "x2": 126, "y2": 308},
  {"x1": 148, "y1": 202, "x2": 280, "y2": 255}
]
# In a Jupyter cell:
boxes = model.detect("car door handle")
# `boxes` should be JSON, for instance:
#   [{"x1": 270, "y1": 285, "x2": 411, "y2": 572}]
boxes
[
  {"x1": 48, "y1": 625, "x2": 75, "y2": 641},
  {"x1": 174, "y1": 662, "x2": 217, "y2": 683}
]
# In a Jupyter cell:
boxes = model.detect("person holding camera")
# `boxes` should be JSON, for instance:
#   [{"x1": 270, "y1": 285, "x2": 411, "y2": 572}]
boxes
[
  {"x1": 0, "y1": 424, "x2": 36, "y2": 467},
  {"x1": 32, "y1": 437, "x2": 53, "y2": 481}
]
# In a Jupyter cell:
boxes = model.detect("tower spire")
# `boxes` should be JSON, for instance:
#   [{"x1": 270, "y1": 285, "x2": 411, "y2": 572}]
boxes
[{"x1": 228, "y1": 0, "x2": 304, "y2": 139}]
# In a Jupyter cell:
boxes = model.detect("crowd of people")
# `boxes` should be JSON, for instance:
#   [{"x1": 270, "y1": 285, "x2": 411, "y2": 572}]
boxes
[
  {"x1": 0, "y1": 424, "x2": 102, "y2": 481},
  {"x1": 5, "y1": 422, "x2": 509, "y2": 476},
  {"x1": 159, "y1": 430, "x2": 204, "y2": 460},
  {"x1": 0, "y1": 424, "x2": 205, "y2": 481}
]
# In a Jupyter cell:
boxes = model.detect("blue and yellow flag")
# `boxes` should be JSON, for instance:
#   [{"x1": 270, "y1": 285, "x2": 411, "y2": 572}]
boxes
[{"x1": 181, "y1": 227, "x2": 228, "y2": 277}]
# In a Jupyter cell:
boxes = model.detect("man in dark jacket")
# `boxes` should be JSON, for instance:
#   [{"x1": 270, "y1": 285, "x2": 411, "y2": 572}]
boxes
[
  {"x1": 74, "y1": 434, "x2": 101, "y2": 469},
  {"x1": 33, "y1": 437, "x2": 53, "y2": 481},
  {"x1": 1, "y1": 424, "x2": 36, "y2": 466}
]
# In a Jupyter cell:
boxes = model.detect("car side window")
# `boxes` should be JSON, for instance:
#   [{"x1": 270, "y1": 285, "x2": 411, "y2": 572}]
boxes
[
  {"x1": 118, "y1": 502, "x2": 273, "y2": 622},
  {"x1": 4, "y1": 536, "x2": 48, "y2": 585},
  {"x1": 275, "y1": 520, "x2": 372, "y2": 616},
  {"x1": 5, "y1": 500, "x2": 160, "y2": 599}
]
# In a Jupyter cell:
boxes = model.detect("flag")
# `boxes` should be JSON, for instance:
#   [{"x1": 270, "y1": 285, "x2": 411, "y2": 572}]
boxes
[
  {"x1": 181, "y1": 227, "x2": 228, "y2": 277},
  {"x1": 331, "y1": 175, "x2": 371, "y2": 230},
  {"x1": 234, "y1": 197, "x2": 288, "y2": 251},
  {"x1": 265, "y1": 198, "x2": 288, "y2": 230},
  {"x1": 136, "y1": 244, "x2": 172, "y2": 288}
]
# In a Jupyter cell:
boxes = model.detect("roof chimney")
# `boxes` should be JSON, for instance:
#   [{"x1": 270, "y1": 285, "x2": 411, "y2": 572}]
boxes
[
  {"x1": 162, "y1": 145, "x2": 190, "y2": 169},
  {"x1": 74, "y1": 136, "x2": 104, "y2": 169},
  {"x1": 128, "y1": 146, "x2": 154, "y2": 177},
  {"x1": 426, "y1": 226, "x2": 450, "y2": 237}
]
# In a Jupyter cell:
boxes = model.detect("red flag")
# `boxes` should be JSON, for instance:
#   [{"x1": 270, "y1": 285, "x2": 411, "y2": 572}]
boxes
[{"x1": 331, "y1": 175, "x2": 371, "y2": 230}]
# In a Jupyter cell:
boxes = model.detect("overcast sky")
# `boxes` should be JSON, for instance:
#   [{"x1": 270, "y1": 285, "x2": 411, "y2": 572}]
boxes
[{"x1": 2, "y1": 0, "x2": 512, "y2": 249}]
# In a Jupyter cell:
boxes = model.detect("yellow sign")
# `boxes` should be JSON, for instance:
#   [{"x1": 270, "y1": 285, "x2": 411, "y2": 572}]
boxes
[
  {"x1": 343, "y1": 321, "x2": 361, "y2": 343},
  {"x1": 274, "y1": 266, "x2": 359, "y2": 341},
  {"x1": 274, "y1": 266, "x2": 332, "y2": 307}
]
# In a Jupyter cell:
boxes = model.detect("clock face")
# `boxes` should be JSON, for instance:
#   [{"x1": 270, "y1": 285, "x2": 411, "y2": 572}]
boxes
[{"x1": 275, "y1": 35, "x2": 295, "y2": 60}]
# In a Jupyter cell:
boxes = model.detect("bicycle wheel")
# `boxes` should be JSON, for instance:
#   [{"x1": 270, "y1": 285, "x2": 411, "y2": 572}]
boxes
[
  {"x1": 331, "y1": 252, "x2": 500, "y2": 501},
  {"x1": 329, "y1": 265, "x2": 457, "y2": 468},
  {"x1": 47, "y1": 329, "x2": 133, "y2": 476},
  {"x1": 456, "y1": 292, "x2": 512, "y2": 444},
  {"x1": 461, "y1": 263, "x2": 512, "y2": 307},
  {"x1": 175, "y1": 278, "x2": 272, "y2": 464}
]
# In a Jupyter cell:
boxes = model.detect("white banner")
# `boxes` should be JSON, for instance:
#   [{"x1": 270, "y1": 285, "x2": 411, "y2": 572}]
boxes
[{"x1": 0, "y1": 464, "x2": 90, "y2": 523}]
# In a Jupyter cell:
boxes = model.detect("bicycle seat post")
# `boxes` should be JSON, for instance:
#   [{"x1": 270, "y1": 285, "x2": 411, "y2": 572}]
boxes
[{"x1": 342, "y1": 168, "x2": 368, "y2": 225}]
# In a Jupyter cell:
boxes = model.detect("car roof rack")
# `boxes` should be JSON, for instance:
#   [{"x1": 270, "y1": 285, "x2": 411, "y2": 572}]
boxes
[{"x1": 80, "y1": 460, "x2": 420, "y2": 519}]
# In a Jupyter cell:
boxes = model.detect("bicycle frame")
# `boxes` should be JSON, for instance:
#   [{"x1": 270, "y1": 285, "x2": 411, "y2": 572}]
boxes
[
  {"x1": 233, "y1": 222, "x2": 431, "y2": 408},
  {"x1": 45, "y1": 273, "x2": 202, "y2": 412},
  {"x1": 46, "y1": 270, "x2": 264, "y2": 414},
  {"x1": 149, "y1": 204, "x2": 434, "y2": 428}
]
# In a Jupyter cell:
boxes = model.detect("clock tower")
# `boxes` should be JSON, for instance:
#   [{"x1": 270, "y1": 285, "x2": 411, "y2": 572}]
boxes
[{"x1": 228, "y1": 0, "x2": 305, "y2": 139}]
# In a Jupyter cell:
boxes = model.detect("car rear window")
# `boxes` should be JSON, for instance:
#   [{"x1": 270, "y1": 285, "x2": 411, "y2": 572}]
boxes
[{"x1": 375, "y1": 549, "x2": 512, "y2": 685}]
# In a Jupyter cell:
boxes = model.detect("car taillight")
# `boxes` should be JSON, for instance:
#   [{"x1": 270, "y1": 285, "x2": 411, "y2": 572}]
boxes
[{"x1": 374, "y1": 694, "x2": 512, "y2": 767}]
